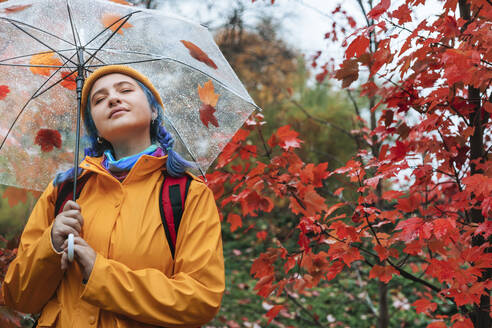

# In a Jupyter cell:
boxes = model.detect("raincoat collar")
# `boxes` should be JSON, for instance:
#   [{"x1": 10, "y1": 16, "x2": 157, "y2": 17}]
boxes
[{"x1": 80, "y1": 152, "x2": 169, "y2": 184}]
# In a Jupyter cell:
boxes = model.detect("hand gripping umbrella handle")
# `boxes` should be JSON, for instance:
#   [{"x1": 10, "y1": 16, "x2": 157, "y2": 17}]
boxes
[{"x1": 68, "y1": 233, "x2": 74, "y2": 262}]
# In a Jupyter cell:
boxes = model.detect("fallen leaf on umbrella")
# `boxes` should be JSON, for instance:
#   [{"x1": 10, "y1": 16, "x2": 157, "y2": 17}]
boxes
[
  {"x1": 199, "y1": 104, "x2": 219, "y2": 128},
  {"x1": 0, "y1": 85, "x2": 9, "y2": 100},
  {"x1": 198, "y1": 80, "x2": 219, "y2": 106},
  {"x1": 34, "y1": 129, "x2": 62, "y2": 152},
  {"x1": 108, "y1": 0, "x2": 133, "y2": 5},
  {"x1": 30, "y1": 52, "x2": 63, "y2": 76},
  {"x1": 60, "y1": 71, "x2": 77, "y2": 90},
  {"x1": 101, "y1": 13, "x2": 134, "y2": 35},
  {"x1": 198, "y1": 80, "x2": 220, "y2": 128},
  {"x1": 181, "y1": 40, "x2": 218, "y2": 69},
  {"x1": 3, "y1": 4, "x2": 32, "y2": 13}
]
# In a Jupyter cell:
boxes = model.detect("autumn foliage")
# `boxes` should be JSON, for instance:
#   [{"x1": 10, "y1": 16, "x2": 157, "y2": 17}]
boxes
[{"x1": 205, "y1": 0, "x2": 492, "y2": 327}]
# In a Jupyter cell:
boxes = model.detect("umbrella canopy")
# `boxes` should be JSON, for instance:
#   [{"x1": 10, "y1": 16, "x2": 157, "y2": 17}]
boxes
[{"x1": 0, "y1": 0, "x2": 259, "y2": 191}]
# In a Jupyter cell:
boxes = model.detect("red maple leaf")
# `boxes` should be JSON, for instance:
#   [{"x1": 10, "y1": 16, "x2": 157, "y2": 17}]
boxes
[
  {"x1": 268, "y1": 125, "x2": 303, "y2": 150},
  {"x1": 374, "y1": 244, "x2": 389, "y2": 262},
  {"x1": 181, "y1": 40, "x2": 218, "y2": 69},
  {"x1": 346, "y1": 35, "x2": 370, "y2": 58},
  {"x1": 390, "y1": 4, "x2": 412, "y2": 25},
  {"x1": 0, "y1": 85, "x2": 9, "y2": 100},
  {"x1": 3, "y1": 4, "x2": 32, "y2": 13},
  {"x1": 327, "y1": 243, "x2": 363, "y2": 266},
  {"x1": 368, "y1": 264, "x2": 399, "y2": 283},
  {"x1": 1, "y1": 186, "x2": 28, "y2": 208},
  {"x1": 101, "y1": 13, "x2": 134, "y2": 35},
  {"x1": 199, "y1": 104, "x2": 219, "y2": 128},
  {"x1": 34, "y1": 129, "x2": 62, "y2": 152},
  {"x1": 395, "y1": 217, "x2": 432, "y2": 242},
  {"x1": 108, "y1": 0, "x2": 133, "y2": 5},
  {"x1": 412, "y1": 298, "x2": 437, "y2": 314},
  {"x1": 197, "y1": 80, "x2": 220, "y2": 128},
  {"x1": 256, "y1": 230, "x2": 267, "y2": 241},
  {"x1": 367, "y1": 0, "x2": 391, "y2": 20},
  {"x1": 427, "y1": 322, "x2": 447, "y2": 328},
  {"x1": 475, "y1": 221, "x2": 492, "y2": 239},
  {"x1": 335, "y1": 58, "x2": 359, "y2": 88},
  {"x1": 227, "y1": 213, "x2": 242, "y2": 232},
  {"x1": 265, "y1": 305, "x2": 284, "y2": 324},
  {"x1": 389, "y1": 140, "x2": 408, "y2": 161}
]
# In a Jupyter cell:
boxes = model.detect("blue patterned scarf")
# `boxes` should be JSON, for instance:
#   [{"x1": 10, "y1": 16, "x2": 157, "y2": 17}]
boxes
[{"x1": 103, "y1": 144, "x2": 158, "y2": 173}]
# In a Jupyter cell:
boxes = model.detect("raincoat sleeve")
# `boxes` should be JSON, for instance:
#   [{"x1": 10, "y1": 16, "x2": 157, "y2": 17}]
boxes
[
  {"x1": 80, "y1": 180, "x2": 225, "y2": 327},
  {"x1": 1, "y1": 182, "x2": 64, "y2": 313}
]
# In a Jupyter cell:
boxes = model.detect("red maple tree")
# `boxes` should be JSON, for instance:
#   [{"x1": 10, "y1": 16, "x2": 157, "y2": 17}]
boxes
[{"x1": 206, "y1": 0, "x2": 491, "y2": 327}]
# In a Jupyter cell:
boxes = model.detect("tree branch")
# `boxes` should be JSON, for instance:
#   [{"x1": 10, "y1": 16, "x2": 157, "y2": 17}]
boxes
[
  {"x1": 383, "y1": 18, "x2": 492, "y2": 67},
  {"x1": 286, "y1": 292, "x2": 327, "y2": 327},
  {"x1": 290, "y1": 99, "x2": 367, "y2": 146}
]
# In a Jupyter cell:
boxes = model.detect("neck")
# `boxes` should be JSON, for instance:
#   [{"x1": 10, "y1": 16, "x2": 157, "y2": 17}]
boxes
[{"x1": 110, "y1": 138, "x2": 153, "y2": 160}]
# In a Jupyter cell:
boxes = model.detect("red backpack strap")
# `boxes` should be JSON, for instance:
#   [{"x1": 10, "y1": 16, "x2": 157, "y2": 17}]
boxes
[
  {"x1": 159, "y1": 172, "x2": 192, "y2": 259},
  {"x1": 54, "y1": 172, "x2": 92, "y2": 216}
]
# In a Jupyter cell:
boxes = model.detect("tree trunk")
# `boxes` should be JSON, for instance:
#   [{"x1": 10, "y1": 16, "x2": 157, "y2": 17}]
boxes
[
  {"x1": 458, "y1": 1, "x2": 491, "y2": 327},
  {"x1": 377, "y1": 281, "x2": 389, "y2": 328}
]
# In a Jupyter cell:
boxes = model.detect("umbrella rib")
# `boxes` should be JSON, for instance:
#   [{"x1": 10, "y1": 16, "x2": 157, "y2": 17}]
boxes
[
  {"x1": 86, "y1": 58, "x2": 164, "y2": 67},
  {"x1": 8, "y1": 21, "x2": 78, "y2": 67},
  {"x1": 0, "y1": 17, "x2": 74, "y2": 46},
  {"x1": 84, "y1": 47, "x2": 159, "y2": 58},
  {"x1": 0, "y1": 55, "x2": 77, "y2": 151},
  {"x1": 66, "y1": 0, "x2": 82, "y2": 49},
  {"x1": 0, "y1": 63, "x2": 77, "y2": 69},
  {"x1": 0, "y1": 49, "x2": 77, "y2": 63},
  {"x1": 82, "y1": 12, "x2": 140, "y2": 67}
]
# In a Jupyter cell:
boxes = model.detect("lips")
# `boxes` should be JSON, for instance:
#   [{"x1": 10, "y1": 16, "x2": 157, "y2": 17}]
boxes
[{"x1": 109, "y1": 107, "x2": 128, "y2": 118}]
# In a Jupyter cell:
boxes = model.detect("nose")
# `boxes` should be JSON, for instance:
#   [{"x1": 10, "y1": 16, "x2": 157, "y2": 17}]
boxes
[{"x1": 107, "y1": 92, "x2": 121, "y2": 107}]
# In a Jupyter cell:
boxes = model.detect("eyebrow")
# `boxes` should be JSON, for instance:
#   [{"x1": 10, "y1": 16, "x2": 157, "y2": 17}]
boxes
[{"x1": 90, "y1": 81, "x2": 135, "y2": 104}]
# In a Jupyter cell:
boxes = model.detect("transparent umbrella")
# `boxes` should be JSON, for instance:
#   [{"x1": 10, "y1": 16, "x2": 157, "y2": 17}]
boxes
[{"x1": 0, "y1": 0, "x2": 260, "y2": 191}]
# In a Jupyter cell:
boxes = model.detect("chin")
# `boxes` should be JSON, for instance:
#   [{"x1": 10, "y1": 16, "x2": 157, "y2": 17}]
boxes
[{"x1": 102, "y1": 121, "x2": 150, "y2": 143}]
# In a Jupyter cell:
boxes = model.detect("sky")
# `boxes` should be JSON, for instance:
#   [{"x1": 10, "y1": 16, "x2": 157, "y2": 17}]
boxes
[{"x1": 155, "y1": 0, "x2": 444, "y2": 70}]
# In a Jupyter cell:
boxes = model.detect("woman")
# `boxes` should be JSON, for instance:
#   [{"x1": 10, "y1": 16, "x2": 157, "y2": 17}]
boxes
[{"x1": 1, "y1": 65, "x2": 225, "y2": 327}]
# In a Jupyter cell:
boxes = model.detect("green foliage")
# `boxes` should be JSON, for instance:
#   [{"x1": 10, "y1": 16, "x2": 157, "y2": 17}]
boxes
[{"x1": 0, "y1": 186, "x2": 35, "y2": 246}]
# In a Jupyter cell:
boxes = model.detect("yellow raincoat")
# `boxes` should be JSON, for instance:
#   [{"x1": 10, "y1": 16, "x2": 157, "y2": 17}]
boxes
[{"x1": 1, "y1": 153, "x2": 225, "y2": 327}]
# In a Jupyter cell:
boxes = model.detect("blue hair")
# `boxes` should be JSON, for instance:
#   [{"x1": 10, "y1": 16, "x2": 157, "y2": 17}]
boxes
[{"x1": 54, "y1": 79, "x2": 195, "y2": 186}]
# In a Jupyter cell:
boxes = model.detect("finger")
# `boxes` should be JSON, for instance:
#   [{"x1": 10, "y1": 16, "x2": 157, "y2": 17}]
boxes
[
  {"x1": 73, "y1": 236, "x2": 89, "y2": 246},
  {"x1": 61, "y1": 210, "x2": 84, "y2": 227},
  {"x1": 61, "y1": 250, "x2": 68, "y2": 270},
  {"x1": 59, "y1": 216, "x2": 82, "y2": 233},
  {"x1": 63, "y1": 200, "x2": 81, "y2": 212},
  {"x1": 58, "y1": 226, "x2": 80, "y2": 239}
]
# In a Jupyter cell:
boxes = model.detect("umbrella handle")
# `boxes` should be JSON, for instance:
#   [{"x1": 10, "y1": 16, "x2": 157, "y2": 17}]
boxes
[{"x1": 68, "y1": 233, "x2": 74, "y2": 262}]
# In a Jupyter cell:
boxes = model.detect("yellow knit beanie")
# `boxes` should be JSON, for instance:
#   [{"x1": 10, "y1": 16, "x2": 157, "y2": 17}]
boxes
[{"x1": 80, "y1": 65, "x2": 165, "y2": 122}]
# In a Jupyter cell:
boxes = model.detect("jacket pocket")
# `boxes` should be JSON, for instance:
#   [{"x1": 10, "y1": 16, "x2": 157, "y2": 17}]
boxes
[{"x1": 37, "y1": 298, "x2": 61, "y2": 327}]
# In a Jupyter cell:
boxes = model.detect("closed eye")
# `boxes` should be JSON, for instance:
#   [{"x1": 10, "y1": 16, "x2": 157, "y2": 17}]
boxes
[{"x1": 94, "y1": 97, "x2": 105, "y2": 104}]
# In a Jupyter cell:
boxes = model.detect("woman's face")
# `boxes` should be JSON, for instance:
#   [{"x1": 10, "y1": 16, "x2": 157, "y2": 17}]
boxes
[{"x1": 89, "y1": 73, "x2": 153, "y2": 144}]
